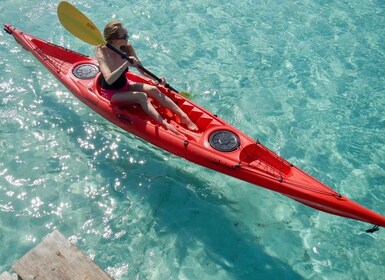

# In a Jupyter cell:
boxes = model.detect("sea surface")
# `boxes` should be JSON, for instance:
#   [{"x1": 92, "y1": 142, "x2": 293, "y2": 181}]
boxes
[{"x1": 1, "y1": 0, "x2": 385, "y2": 279}]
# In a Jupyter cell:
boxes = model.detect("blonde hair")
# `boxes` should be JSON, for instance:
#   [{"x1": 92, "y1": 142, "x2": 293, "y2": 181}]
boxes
[{"x1": 103, "y1": 21, "x2": 125, "y2": 42}]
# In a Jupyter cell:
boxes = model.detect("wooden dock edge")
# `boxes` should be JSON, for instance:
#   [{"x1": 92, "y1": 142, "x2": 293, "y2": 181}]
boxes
[{"x1": 2, "y1": 230, "x2": 114, "y2": 280}]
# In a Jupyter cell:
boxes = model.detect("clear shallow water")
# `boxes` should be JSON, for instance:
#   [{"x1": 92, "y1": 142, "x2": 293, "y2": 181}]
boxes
[{"x1": 1, "y1": 0, "x2": 385, "y2": 279}]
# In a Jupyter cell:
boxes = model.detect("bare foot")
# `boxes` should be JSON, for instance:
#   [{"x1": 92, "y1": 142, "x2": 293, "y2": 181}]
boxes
[{"x1": 180, "y1": 115, "x2": 198, "y2": 131}]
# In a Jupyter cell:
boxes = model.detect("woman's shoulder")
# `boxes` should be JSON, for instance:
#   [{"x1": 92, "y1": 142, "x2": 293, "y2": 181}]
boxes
[
  {"x1": 96, "y1": 45, "x2": 108, "y2": 52},
  {"x1": 96, "y1": 45, "x2": 108, "y2": 58}
]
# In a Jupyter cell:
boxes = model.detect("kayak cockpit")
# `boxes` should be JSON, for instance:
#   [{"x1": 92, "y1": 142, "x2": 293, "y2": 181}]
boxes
[{"x1": 90, "y1": 71, "x2": 293, "y2": 180}]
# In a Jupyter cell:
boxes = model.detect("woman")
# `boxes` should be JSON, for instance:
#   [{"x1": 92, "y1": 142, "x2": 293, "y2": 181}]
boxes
[{"x1": 96, "y1": 21, "x2": 198, "y2": 135}]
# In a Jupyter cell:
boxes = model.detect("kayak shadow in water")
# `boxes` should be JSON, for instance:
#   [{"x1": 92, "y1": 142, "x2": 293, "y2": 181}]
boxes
[
  {"x1": 100, "y1": 149, "x2": 306, "y2": 279},
  {"x1": 128, "y1": 168, "x2": 305, "y2": 279},
  {"x1": 41, "y1": 94, "x2": 304, "y2": 279}
]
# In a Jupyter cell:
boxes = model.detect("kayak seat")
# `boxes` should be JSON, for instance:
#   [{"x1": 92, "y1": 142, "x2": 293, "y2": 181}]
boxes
[
  {"x1": 93, "y1": 73, "x2": 172, "y2": 121},
  {"x1": 93, "y1": 73, "x2": 146, "y2": 105}
]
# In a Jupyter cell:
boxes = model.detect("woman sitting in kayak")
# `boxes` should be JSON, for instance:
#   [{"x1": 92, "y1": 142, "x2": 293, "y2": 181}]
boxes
[{"x1": 96, "y1": 21, "x2": 198, "y2": 134}]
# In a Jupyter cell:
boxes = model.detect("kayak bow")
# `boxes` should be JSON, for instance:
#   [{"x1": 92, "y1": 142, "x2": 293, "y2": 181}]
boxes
[{"x1": 4, "y1": 24, "x2": 385, "y2": 232}]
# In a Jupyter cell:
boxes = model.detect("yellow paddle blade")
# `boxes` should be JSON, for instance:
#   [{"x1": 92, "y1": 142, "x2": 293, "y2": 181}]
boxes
[
  {"x1": 180, "y1": 92, "x2": 193, "y2": 99},
  {"x1": 57, "y1": 1, "x2": 106, "y2": 46}
]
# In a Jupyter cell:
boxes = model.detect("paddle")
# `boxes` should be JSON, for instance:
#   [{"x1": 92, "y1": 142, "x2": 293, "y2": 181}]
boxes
[
  {"x1": 179, "y1": 91, "x2": 192, "y2": 99},
  {"x1": 57, "y1": 1, "x2": 182, "y2": 94}
]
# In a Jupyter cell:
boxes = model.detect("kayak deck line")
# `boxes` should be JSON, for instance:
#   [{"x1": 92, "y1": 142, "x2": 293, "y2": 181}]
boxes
[{"x1": 4, "y1": 23, "x2": 385, "y2": 232}]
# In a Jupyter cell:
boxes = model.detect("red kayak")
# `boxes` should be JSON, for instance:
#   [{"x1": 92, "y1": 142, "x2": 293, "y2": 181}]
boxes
[{"x1": 4, "y1": 24, "x2": 385, "y2": 232}]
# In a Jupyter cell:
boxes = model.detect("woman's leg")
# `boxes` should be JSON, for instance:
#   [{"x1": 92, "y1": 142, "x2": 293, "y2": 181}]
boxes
[
  {"x1": 129, "y1": 83, "x2": 198, "y2": 131},
  {"x1": 111, "y1": 91, "x2": 180, "y2": 135}
]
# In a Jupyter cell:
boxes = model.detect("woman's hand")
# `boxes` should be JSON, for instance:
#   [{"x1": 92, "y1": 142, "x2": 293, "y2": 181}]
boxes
[
  {"x1": 128, "y1": 56, "x2": 140, "y2": 67},
  {"x1": 159, "y1": 77, "x2": 167, "y2": 86},
  {"x1": 153, "y1": 77, "x2": 167, "y2": 86}
]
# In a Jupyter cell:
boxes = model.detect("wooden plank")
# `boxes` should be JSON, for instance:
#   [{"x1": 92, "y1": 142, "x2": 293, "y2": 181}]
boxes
[{"x1": 12, "y1": 230, "x2": 113, "y2": 280}]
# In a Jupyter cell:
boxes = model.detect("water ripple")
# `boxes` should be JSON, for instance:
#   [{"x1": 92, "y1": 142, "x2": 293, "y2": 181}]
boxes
[{"x1": 1, "y1": 0, "x2": 385, "y2": 279}]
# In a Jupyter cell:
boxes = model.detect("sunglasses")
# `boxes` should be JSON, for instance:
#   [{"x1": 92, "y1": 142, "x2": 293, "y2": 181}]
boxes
[{"x1": 116, "y1": 33, "x2": 129, "y2": 40}]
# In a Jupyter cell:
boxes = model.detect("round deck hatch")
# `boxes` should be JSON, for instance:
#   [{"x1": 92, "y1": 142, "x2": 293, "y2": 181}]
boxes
[
  {"x1": 73, "y1": 64, "x2": 99, "y2": 79},
  {"x1": 209, "y1": 130, "x2": 240, "y2": 152}
]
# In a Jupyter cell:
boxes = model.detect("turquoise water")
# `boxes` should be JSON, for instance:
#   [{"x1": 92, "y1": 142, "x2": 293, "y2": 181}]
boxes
[{"x1": 1, "y1": 0, "x2": 385, "y2": 278}]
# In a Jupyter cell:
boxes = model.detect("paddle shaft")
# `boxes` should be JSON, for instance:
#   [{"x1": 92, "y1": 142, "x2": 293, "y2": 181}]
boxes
[{"x1": 106, "y1": 43, "x2": 179, "y2": 93}]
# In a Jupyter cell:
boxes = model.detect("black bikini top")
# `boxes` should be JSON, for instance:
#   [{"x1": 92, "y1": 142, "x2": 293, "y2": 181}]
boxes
[{"x1": 99, "y1": 67, "x2": 128, "y2": 90}]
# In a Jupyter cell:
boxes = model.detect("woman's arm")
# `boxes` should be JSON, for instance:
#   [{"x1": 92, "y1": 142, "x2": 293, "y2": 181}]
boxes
[{"x1": 96, "y1": 46, "x2": 131, "y2": 85}]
